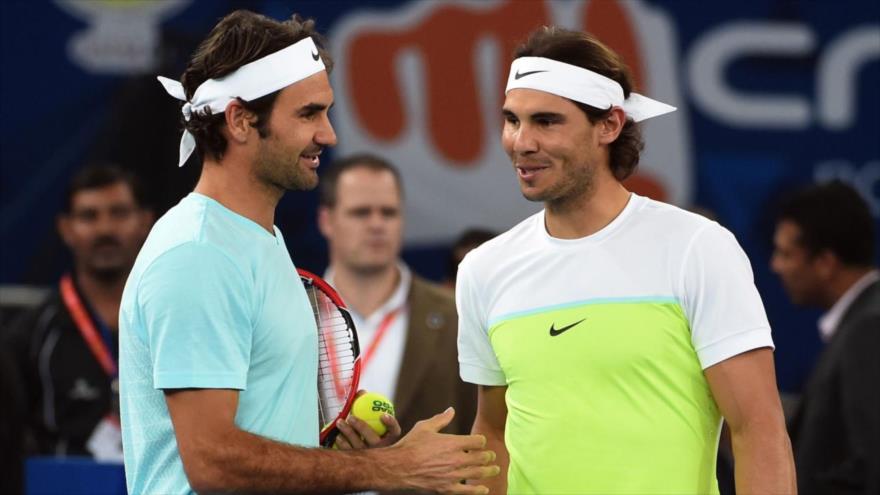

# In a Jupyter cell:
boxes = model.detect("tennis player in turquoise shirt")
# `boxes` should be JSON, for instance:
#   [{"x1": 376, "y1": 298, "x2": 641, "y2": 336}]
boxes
[{"x1": 119, "y1": 9, "x2": 498, "y2": 495}]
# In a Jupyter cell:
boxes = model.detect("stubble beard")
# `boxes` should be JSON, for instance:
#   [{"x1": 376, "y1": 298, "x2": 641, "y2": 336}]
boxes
[
  {"x1": 82, "y1": 255, "x2": 131, "y2": 284},
  {"x1": 256, "y1": 138, "x2": 318, "y2": 192},
  {"x1": 524, "y1": 159, "x2": 597, "y2": 215}
]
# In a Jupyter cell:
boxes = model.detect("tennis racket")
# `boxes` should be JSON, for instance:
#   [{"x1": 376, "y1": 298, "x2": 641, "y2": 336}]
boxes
[{"x1": 298, "y1": 269, "x2": 362, "y2": 447}]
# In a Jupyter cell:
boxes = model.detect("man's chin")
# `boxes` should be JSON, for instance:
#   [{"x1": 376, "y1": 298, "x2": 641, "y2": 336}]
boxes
[
  {"x1": 284, "y1": 172, "x2": 319, "y2": 191},
  {"x1": 520, "y1": 187, "x2": 547, "y2": 203},
  {"x1": 352, "y1": 262, "x2": 395, "y2": 276},
  {"x1": 88, "y1": 265, "x2": 127, "y2": 283}
]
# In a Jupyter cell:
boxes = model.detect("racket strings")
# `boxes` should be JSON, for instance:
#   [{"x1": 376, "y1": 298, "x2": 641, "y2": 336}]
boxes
[{"x1": 305, "y1": 285, "x2": 357, "y2": 427}]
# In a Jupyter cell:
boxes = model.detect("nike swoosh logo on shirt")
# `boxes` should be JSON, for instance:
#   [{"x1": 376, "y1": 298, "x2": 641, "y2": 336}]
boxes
[{"x1": 549, "y1": 318, "x2": 586, "y2": 337}]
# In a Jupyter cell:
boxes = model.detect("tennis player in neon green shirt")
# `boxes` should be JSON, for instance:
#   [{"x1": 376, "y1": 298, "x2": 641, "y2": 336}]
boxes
[{"x1": 456, "y1": 26, "x2": 796, "y2": 494}]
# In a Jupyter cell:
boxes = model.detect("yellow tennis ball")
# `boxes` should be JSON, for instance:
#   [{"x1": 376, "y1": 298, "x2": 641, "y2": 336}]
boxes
[{"x1": 351, "y1": 392, "x2": 395, "y2": 437}]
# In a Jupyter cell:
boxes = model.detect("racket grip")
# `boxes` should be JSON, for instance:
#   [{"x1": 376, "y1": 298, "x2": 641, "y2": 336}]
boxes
[{"x1": 321, "y1": 426, "x2": 341, "y2": 448}]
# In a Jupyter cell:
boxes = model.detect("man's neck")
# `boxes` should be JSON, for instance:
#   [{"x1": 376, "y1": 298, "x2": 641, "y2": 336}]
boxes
[
  {"x1": 194, "y1": 158, "x2": 282, "y2": 233},
  {"x1": 822, "y1": 266, "x2": 876, "y2": 309},
  {"x1": 75, "y1": 269, "x2": 125, "y2": 331},
  {"x1": 331, "y1": 263, "x2": 401, "y2": 318},
  {"x1": 544, "y1": 174, "x2": 632, "y2": 239}
]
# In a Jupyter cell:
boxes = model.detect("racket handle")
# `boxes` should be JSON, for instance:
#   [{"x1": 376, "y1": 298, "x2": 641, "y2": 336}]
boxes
[{"x1": 321, "y1": 426, "x2": 341, "y2": 448}]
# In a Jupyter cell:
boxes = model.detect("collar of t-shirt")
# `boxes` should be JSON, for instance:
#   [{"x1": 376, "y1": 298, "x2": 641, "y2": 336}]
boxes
[
  {"x1": 539, "y1": 192, "x2": 643, "y2": 245},
  {"x1": 324, "y1": 263, "x2": 412, "y2": 400},
  {"x1": 818, "y1": 269, "x2": 879, "y2": 342}
]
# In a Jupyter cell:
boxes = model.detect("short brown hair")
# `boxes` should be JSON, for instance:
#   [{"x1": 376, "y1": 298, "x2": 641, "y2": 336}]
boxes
[
  {"x1": 178, "y1": 10, "x2": 333, "y2": 163},
  {"x1": 63, "y1": 163, "x2": 147, "y2": 213},
  {"x1": 319, "y1": 153, "x2": 404, "y2": 207},
  {"x1": 514, "y1": 26, "x2": 644, "y2": 181}
]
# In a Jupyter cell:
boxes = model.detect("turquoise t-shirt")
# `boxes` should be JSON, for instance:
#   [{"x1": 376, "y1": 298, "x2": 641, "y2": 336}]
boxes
[{"x1": 119, "y1": 193, "x2": 318, "y2": 495}]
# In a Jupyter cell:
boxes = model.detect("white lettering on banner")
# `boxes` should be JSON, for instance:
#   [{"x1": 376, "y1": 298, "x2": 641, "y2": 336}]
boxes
[
  {"x1": 689, "y1": 22, "x2": 880, "y2": 130},
  {"x1": 818, "y1": 27, "x2": 880, "y2": 130},
  {"x1": 688, "y1": 22, "x2": 815, "y2": 129},
  {"x1": 331, "y1": 0, "x2": 692, "y2": 244},
  {"x1": 814, "y1": 160, "x2": 880, "y2": 217},
  {"x1": 55, "y1": 0, "x2": 191, "y2": 75}
]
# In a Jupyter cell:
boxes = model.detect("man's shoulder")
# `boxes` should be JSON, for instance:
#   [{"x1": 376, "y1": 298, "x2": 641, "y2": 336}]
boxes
[
  {"x1": 3, "y1": 289, "x2": 64, "y2": 339},
  {"x1": 460, "y1": 211, "x2": 541, "y2": 268},
  {"x1": 134, "y1": 198, "x2": 255, "y2": 281},
  {"x1": 409, "y1": 275, "x2": 455, "y2": 308},
  {"x1": 634, "y1": 196, "x2": 719, "y2": 238},
  {"x1": 2, "y1": 288, "x2": 70, "y2": 369},
  {"x1": 407, "y1": 275, "x2": 458, "y2": 335},
  {"x1": 839, "y1": 279, "x2": 880, "y2": 338}
]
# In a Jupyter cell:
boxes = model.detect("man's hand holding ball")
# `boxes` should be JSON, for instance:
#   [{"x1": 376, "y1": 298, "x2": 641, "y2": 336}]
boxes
[{"x1": 334, "y1": 391, "x2": 402, "y2": 449}]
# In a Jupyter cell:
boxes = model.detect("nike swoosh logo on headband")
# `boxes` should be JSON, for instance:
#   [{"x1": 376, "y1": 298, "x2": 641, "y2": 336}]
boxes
[
  {"x1": 312, "y1": 50, "x2": 320, "y2": 61},
  {"x1": 514, "y1": 69, "x2": 548, "y2": 80}
]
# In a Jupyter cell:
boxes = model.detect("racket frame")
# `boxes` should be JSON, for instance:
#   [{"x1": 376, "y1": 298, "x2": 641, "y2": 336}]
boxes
[{"x1": 298, "y1": 269, "x2": 362, "y2": 447}]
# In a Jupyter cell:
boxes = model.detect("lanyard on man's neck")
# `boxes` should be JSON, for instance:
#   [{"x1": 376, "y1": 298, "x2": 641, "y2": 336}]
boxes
[
  {"x1": 59, "y1": 274, "x2": 117, "y2": 377},
  {"x1": 361, "y1": 307, "x2": 404, "y2": 372}
]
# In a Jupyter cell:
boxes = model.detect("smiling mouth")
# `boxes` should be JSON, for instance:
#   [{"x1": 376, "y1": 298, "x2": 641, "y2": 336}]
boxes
[
  {"x1": 300, "y1": 150, "x2": 322, "y2": 167},
  {"x1": 516, "y1": 164, "x2": 549, "y2": 181}
]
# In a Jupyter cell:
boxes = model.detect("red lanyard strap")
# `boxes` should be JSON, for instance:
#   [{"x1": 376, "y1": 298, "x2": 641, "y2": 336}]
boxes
[
  {"x1": 361, "y1": 306, "x2": 404, "y2": 371},
  {"x1": 59, "y1": 274, "x2": 117, "y2": 376}
]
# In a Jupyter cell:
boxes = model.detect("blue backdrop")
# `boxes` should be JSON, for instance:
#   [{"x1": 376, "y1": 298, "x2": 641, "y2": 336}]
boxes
[{"x1": 1, "y1": 0, "x2": 878, "y2": 392}]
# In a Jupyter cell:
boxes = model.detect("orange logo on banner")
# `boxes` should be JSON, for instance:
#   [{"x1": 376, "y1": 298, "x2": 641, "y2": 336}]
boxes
[
  {"x1": 346, "y1": 0, "x2": 668, "y2": 200},
  {"x1": 348, "y1": 1, "x2": 549, "y2": 164}
]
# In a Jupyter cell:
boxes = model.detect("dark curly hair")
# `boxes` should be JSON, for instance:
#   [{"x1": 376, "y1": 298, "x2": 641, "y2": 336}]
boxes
[
  {"x1": 513, "y1": 26, "x2": 644, "y2": 181},
  {"x1": 177, "y1": 10, "x2": 333, "y2": 164},
  {"x1": 778, "y1": 181, "x2": 876, "y2": 267}
]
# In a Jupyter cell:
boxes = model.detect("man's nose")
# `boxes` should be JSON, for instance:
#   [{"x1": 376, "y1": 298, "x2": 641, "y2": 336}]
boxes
[
  {"x1": 317, "y1": 117, "x2": 337, "y2": 148},
  {"x1": 367, "y1": 211, "x2": 388, "y2": 229},
  {"x1": 94, "y1": 212, "x2": 119, "y2": 234},
  {"x1": 512, "y1": 125, "x2": 538, "y2": 155},
  {"x1": 770, "y1": 253, "x2": 783, "y2": 274}
]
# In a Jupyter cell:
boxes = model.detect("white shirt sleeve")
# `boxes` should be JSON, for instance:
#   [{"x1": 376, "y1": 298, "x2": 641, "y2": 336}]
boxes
[
  {"x1": 679, "y1": 223, "x2": 774, "y2": 369},
  {"x1": 456, "y1": 256, "x2": 506, "y2": 386}
]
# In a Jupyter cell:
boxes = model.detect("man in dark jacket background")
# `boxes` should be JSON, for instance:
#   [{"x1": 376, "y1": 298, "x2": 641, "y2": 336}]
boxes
[{"x1": 771, "y1": 180, "x2": 879, "y2": 495}]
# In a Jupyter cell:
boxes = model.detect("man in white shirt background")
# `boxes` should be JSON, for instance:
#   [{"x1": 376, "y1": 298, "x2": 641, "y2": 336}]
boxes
[
  {"x1": 318, "y1": 153, "x2": 477, "y2": 450},
  {"x1": 771, "y1": 180, "x2": 879, "y2": 495}
]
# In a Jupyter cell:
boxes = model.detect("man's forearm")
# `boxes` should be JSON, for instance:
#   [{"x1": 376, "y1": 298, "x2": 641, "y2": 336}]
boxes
[
  {"x1": 188, "y1": 427, "x2": 398, "y2": 494},
  {"x1": 471, "y1": 421, "x2": 508, "y2": 493},
  {"x1": 731, "y1": 421, "x2": 797, "y2": 494}
]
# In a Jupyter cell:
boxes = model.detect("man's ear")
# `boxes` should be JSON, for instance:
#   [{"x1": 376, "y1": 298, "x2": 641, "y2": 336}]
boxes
[
  {"x1": 57, "y1": 214, "x2": 73, "y2": 248},
  {"x1": 597, "y1": 107, "x2": 626, "y2": 145},
  {"x1": 137, "y1": 209, "x2": 155, "y2": 235},
  {"x1": 317, "y1": 206, "x2": 333, "y2": 239},
  {"x1": 224, "y1": 99, "x2": 257, "y2": 144},
  {"x1": 812, "y1": 249, "x2": 840, "y2": 281}
]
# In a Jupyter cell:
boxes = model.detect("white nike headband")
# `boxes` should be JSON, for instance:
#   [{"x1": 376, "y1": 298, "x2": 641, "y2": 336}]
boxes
[
  {"x1": 505, "y1": 57, "x2": 676, "y2": 122},
  {"x1": 157, "y1": 36, "x2": 326, "y2": 167}
]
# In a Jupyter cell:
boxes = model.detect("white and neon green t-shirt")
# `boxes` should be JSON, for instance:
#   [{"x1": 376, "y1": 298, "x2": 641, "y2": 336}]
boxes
[{"x1": 457, "y1": 194, "x2": 773, "y2": 494}]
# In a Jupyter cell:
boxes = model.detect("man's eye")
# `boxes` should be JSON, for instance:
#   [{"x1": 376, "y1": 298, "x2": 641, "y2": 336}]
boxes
[
  {"x1": 75, "y1": 211, "x2": 98, "y2": 222},
  {"x1": 351, "y1": 209, "x2": 370, "y2": 218}
]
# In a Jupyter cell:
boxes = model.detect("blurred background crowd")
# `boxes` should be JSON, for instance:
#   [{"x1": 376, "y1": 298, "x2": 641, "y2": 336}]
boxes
[{"x1": 0, "y1": 0, "x2": 878, "y2": 494}]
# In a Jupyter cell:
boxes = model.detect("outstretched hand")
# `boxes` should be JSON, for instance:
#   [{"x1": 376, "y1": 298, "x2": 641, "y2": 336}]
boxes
[{"x1": 384, "y1": 407, "x2": 500, "y2": 494}]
